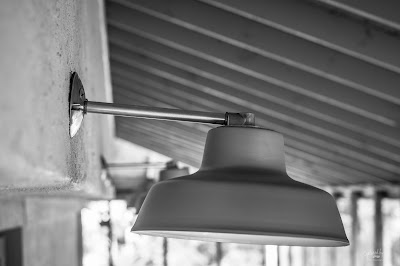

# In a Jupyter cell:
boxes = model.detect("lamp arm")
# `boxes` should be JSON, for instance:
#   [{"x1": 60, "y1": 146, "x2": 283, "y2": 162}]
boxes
[
  {"x1": 69, "y1": 72, "x2": 255, "y2": 138},
  {"x1": 73, "y1": 101, "x2": 254, "y2": 126}
]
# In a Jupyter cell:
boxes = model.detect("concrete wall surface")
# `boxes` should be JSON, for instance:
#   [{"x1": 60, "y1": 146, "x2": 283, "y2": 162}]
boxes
[
  {"x1": 0, "y1": 196, "x2": 86, "y2": 266},
  {"x1": 23, "y1": 196, "x2": 85, "y2": 266},
  {"x1": 0, "y1": 0, "x2": 114, "y2": 196},
  {"x1": 0, "y1": 0, "x2": 116, "y2": 265}
]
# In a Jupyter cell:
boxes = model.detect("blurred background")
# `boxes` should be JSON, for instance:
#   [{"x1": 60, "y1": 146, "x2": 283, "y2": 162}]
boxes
[
  {"x1": 0, "y1": 0, "x2": 400, "y2": 265},
  {"x1": 80, "y1": 140, "x2": 400, "y2": 266},
  {"x1": 81, "y1": 189, "x2": 400, "y2": 266}
]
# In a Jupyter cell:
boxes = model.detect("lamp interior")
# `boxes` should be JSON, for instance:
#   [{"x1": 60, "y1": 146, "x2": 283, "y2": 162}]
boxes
[{"x1": 135, "y1": 230, "x2": 349, "y2": 247}]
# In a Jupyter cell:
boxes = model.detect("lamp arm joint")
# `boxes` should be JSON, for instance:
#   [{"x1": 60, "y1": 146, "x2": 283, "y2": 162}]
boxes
[{"x1": 225, "y1": 112, "x2": 255, "y2": 126}]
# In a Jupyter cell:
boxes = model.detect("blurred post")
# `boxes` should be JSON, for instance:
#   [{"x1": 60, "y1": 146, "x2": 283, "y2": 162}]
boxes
[
  {"x1": 216, "y1": 242, "x2": 222, "y2": 266},
  {"x1": 261, "y1": 245, "x2": 266, "y2": 266},
  {"x1": 163, "y1": 238, "x2": 168, "y2": 266},
  {"x1": 288, "y1": 247, "x2": 292, "y2": 266},
  {"x1": 329, "y1": 192, "x2": 342, "y2": 266},
  {"x1": 350, "y1": 191, "x2": 362, "y2": 266},
  {"x1": 107, "y1": 201, "x2": 113, "y2": 266},
  {"x1": 277, "y1": 246, "x2": 281, "y2": 266},
  {"x1": 302, "y1": 248, "x2": 308, "y2": 266},
  {"x1": 373, "y1": 191, "x2": 385, "y2": 266}
]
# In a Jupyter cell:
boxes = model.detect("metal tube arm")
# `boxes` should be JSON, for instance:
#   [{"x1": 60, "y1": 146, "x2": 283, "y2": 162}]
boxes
[
  {"x1": 69, "y1": 72, "x2": 255, "y2": 138},
  {"x1": 72, "y1": 101, "x2": 255, "y2": 126},
  {"x1": 82, "y1": 101, "x2": 226, "y2": 124}
]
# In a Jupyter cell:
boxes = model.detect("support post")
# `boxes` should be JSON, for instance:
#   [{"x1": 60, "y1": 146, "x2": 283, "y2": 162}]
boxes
[
  {"x1": 288, "y1": 247, "x2": 292, "y2": 266},
  {"x1": 329, "y1": 192, "x2": 342, "y2": 266},
  {"x1": 163, "y1": 237, "x2": 168, "y2": 266},
  {"x1": 302, "y1": 247, "x2": 308, "y2": 266},
  {"x1": 277, "y1": 246, "x2": 280, "y2": 266},
  {"x1": 373, "y1": 191, "x2": 385, "y2": 266},
  {"x1": 216, "y1": 242, "x2": 222, "y2": 266},
  {"x1": 350, "y1": 191, "x2": 362, "y2": 266},
  {"x1": 262, "y1": 246, "x2": 266, "y2": 266}
]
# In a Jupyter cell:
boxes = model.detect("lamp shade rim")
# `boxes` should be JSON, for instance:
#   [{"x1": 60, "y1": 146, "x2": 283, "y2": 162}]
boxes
[
  {"x1": 132, "y1": 126, "x2": 349, "y2": 246},
  {"x1": 132, "y1": 228, "x2": 349, "y2": 247},
  {"x1": 213, "y1": 125, "x2": 278, "y2": 132}
]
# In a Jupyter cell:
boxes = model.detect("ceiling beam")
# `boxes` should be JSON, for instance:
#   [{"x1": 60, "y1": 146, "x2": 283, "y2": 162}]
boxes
[
  {"x1": 119, "y1": 0, "x2": 400, "y2": 105},
  {"x1": 106, "y1": 7, "x2": 400, "y2": 126},
  {"x1": 108, "y1": 30, "x2": 400, "y2": 140},
  {"x1": 199, "y1": 0, "x2": 400, "y2": 73},
  {"x1": 313, "y1": 0, "x2": 400, "y2": 32}
]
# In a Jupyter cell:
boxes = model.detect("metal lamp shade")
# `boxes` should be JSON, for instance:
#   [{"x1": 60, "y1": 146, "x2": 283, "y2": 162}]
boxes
[{"x1": 131, "y1": 126, "x2": 349, "y2": 246}]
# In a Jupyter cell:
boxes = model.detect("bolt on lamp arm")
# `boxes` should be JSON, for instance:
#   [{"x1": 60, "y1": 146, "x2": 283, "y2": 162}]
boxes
[{"x1": 69, "y1": 72, "x2": 255, "y2": 137}]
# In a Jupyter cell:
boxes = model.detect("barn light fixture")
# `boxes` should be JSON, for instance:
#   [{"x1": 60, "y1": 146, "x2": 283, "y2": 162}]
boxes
[{"x1": 70, "y1": 73, "x2": 349, "y2": 246}]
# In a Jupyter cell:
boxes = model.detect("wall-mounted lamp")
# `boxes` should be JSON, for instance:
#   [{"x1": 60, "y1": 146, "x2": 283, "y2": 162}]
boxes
[{"x1": 70, "y1": 73, "x2": 349, "y2": 246}]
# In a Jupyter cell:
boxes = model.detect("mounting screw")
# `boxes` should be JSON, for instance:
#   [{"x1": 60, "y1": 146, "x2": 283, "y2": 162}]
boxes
[{"x1": 79, "y1": 88, "x2": 85, "y2": 99}]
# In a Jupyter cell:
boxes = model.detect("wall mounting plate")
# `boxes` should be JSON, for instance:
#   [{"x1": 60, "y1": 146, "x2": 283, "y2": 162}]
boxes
[{"x1": 69, "y1": 72, "x2": 86, "y2": 138}]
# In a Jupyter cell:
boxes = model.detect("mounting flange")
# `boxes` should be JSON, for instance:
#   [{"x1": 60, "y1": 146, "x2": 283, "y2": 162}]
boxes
[{"x1": 69, "y1": 72, "x2": 86, "y2": 138}]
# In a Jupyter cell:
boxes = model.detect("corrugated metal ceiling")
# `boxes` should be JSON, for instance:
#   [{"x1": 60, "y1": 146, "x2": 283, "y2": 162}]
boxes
[{"x1": 105, "y1": 0, "x2": 400, "y2": 186}]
